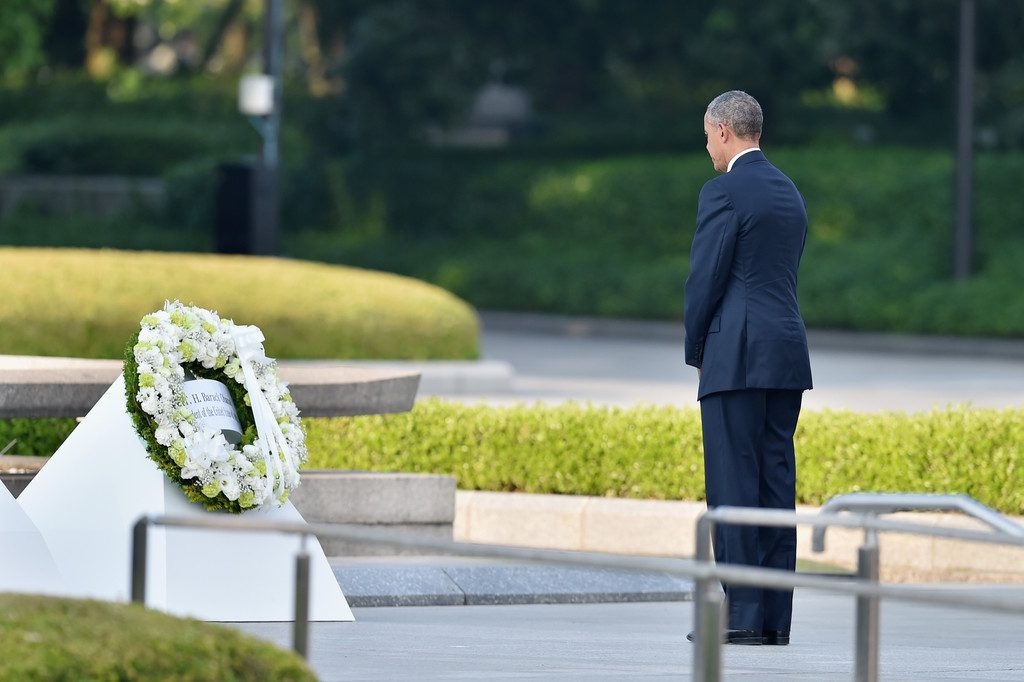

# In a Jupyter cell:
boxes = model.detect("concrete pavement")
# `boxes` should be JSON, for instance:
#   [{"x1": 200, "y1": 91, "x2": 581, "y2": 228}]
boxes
[
  {"x1": 479, "y1": 311, "x2": 1024, "y2": 359},
  {"x1": 416, "y1": 313, "x2": 1024, "y2": 412},
  {"x1": 233, "y1": 587, "x2": 1024, "y2": 680},
  {"x1": 330, "y1": 555, "x2": 694, "y2": 607},
  {"x1": 477, "y1": 330, "x2": 1024, "y2": 412}
]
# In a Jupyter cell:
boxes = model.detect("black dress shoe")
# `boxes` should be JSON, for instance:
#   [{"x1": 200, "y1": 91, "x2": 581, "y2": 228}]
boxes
[
  {"x1": 686, "y1": 630, "x2": 763, "y2": 645},
  {"x1": 762, "y1": 630, "x2": 790, "y2": 645}
]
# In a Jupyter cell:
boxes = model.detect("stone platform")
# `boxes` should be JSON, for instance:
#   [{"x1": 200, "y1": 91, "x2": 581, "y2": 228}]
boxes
[
  {"x1": 455, "y1": 490, "x2": 1024, "y2": 583},
  {"x1": 329, "y1": 555, "x2": 694, "y2": 607},
  {"x1": 290, "y1": 471, "x2": 456, "y2": 556},
  {"x1": 0, "y1": 456, "x2": 46, "y2": 497},
  {"x1": 0, "y1": 355, "x2": 420, "y2": 418}
]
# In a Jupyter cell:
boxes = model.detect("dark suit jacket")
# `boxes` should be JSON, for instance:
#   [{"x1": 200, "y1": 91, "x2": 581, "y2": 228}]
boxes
[{"x1": 684, "y1": 150, "x2": 813, "y2": 400}]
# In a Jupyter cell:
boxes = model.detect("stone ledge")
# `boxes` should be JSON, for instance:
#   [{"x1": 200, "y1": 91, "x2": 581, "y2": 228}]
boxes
[
  {"x1": 1, "y1": 456, "x2": 48, "y2": 497},
  {"x1": 0, "y1": 455, "x2": 48, "y2": 473},
  {"x1": 0, "y1": 355, "x2": 419, "y2": 418},
  {"x1": 455, "y1": 490, "x2": 1024, "y2": 583},
  {"x1": 289, "y1": 471, "x2": 456, "y2": 557},
  {"x1": 329, "y1": 557, "x2": 694, "y2": 607},
  {"x1": 290, "y1": 471, "x2": 455, "y2": 525}
]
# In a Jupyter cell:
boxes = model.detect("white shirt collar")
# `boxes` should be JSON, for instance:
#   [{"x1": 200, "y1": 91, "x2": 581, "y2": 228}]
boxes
[{"x1": 726, "y1": 147, "x2": 761, "y2": 172}]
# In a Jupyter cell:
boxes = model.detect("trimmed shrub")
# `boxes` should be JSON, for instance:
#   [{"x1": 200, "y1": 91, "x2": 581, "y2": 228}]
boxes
[
  {"x1": 0, "y1": 247, "x2": 478, "y2": 359},
  {"x1": 0, "y1": 418, "x2": 76, "y2": 456},
  {"x1": 301, "y1": 400, "x2": 1024, "y2": 515},
  {"x1": 0, "y1": 594, "x2": 315, "y2": 681}
]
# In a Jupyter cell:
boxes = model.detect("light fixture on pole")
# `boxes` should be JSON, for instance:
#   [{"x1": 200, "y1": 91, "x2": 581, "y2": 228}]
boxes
[
  {"x1": 239, "y1": 73, "x2": 275, "y2": 118},
  {"x1": 232, "y1": 72, "x2": 279, "y2": 256}
]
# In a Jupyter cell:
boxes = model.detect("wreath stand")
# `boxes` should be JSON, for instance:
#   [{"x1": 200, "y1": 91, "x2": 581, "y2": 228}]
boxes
[
  {"x1": 0, "y1": 479, "x2": 67, "y2": 595},
  {"x1": 18, "y1": 376, "x2": 354, "y2": 622}
]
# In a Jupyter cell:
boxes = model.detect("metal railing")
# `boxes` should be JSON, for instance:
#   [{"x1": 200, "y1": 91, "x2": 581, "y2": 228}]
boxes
[
  {"x1": 692, "y1": 497, "x2": 1024, "y2": 682},
  {"x1": 129, "y1": 493, "x2": 1024, "y2": 679},
  {"x1": 130, "y1": 514, "x2": 713, "y2": 658},
  {"x1": 811, "y1": 492, "x2": 1024, "y2": 550},
  {"x1": 811, "y1": 492, "x2": 1024, "y2": 681}
]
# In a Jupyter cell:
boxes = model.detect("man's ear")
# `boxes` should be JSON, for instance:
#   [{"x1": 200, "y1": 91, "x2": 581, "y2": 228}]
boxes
[{"x1": 718, "y1": 123, "x2": 729, "y2": 141}]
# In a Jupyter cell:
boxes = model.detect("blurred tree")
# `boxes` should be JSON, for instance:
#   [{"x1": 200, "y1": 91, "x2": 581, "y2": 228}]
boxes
[
  {"x1": 341, "y1": 1, "x2": 493, "y2": 150},
  {"x1": 4, "y1": 0, "x2": 1024, "y2": 150},
  {"x1": 338, "y1": 1, "x2": 838, "y2": 150},
  {"x1": 0, "y1": 0, "x2": 57, "y2": 81},
  {"x1": 819, "y1": 0, "x2": 1024, "y2": 146},
  {"x1": 85, "y1": 0, "x2": 137, "y2": 78}
]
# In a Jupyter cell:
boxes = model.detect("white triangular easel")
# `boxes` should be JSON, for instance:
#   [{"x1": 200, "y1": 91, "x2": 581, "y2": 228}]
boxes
[
  {"x1": 0, "y1": 480, "x2": 67, "y2": 595},
  {"x1": 18, "y1": 376, "x2": 353, "y2": 622}
]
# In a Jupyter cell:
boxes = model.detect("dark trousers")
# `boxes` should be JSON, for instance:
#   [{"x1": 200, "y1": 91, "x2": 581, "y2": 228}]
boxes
[{"x1": 699, "y1": 388, "x2": 803, "y2": 632}]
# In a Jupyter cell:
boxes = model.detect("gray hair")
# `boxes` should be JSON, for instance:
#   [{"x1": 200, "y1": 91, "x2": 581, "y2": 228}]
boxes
[{"x1": 705, "y1": 91, "x2": 762, "y2": 139}]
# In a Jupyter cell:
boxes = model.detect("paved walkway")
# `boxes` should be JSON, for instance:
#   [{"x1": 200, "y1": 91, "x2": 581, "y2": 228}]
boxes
[
  {"x1": 419, "y1": 313, "x2": 1024, "y2": 412},
  {"x1": 233, "y1": 586, "x2": 1024, "y2": 680},
  {"x1": 330, "y1": 555, "x2": 694, "y2": 607}
]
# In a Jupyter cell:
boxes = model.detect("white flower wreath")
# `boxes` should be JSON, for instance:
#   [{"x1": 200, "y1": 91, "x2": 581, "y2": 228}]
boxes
[{"x1": 126, "y1": 301, "x2": 307, "y2": 512}]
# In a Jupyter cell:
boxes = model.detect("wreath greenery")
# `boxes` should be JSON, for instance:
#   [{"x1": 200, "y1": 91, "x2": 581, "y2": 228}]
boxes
[{"x1": 123, "y1": 302, "x2": 306, "y2": 513}]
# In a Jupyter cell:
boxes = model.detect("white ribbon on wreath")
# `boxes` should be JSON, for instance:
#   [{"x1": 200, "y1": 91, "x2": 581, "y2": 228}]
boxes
[{"x1": 230, "y1": 324, "x2": 297, "y2": 504}]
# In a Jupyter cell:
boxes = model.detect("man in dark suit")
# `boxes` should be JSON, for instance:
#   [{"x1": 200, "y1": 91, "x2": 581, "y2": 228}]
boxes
[{"x1": 683, "y1": 91, "x2": 813, "y2": 646}]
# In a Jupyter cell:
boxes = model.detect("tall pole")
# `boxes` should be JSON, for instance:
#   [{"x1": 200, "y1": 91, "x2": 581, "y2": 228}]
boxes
[
  {"x1": 953, "y1": 0, "x2": 975, "y2": 280},
  {"x1": 263, "y1": 0, "x2": 283, "y2": 170},
  {"x1": 254, "y1": 0, "x2": 283, "y2": 255}
]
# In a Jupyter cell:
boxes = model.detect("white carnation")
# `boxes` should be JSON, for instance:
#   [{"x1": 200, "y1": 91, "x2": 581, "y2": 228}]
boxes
[
  {"x1": 154, "y1": 426, "x2": 176, "y2": 446},
  {"x1": 220, "y1": 474, "x2": 241, "y2": 501}
]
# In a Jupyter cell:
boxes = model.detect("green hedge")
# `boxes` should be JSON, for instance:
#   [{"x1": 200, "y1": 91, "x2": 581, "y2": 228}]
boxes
[
  {"x1": 0, "y1": 594, "x2": 315, "y2": 681},
  {"x1": 301, "y1": 401, "x2": 1024, "y2": 516},
  {"x1": 0, "y1": 210, "x2": 209, "y2": 252},
  {"x1": 0, "y1": 248, "x2": 478, "y2": 359},
  {"x1": 7, "y1": 401, "x2": 1022, "y2": 514},
  {"x1": 0, "y1": 418, "x2": 76, "y2": 456},
  {"x1": 289, "y1": 148, "x2": 1024, "y2": 337},
  {"x1": 0, "y1": 116, "x2": 257, "y2": 176}
]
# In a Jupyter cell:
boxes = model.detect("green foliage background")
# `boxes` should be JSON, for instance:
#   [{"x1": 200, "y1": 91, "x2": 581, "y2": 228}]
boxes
[
  {"x1": 290, "y1": 148, "x2": 1024, "y2": 336},
  {"x1": 4, "y1": 146, "x2": 1024, "y2": 337},
  {"x1": 2, "y1": 3, "x2": 1023, "y2": 341},
  {"x1": 0, "y1": 594, "x2": 315, "y2": 681}
]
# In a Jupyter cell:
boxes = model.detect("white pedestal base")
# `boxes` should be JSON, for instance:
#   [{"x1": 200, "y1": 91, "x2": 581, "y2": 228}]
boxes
[
  {"x1": 18, "y1": 375, "x2": 353, "y2": 621},
  {"x1": 0, "y1": 481, "x2": 67, "y2": 595}
]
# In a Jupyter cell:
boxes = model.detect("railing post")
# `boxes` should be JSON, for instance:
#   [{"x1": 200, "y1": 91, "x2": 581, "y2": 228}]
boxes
[
  {"x1": 693, "y1": 514, "x2": 724, "y2": 681},
  {"x1": 293, "y1": 543, "x2": 312, "y2": 659},
  {"x1": 130, "y1": 517, "x2": 149, "y2": 605},
  {"x1": 855, "y1": 529, "x2": 881, "y2": 682},
  {"x1": 694, "y1": 590, "x2": 725, "y2": 682}
]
